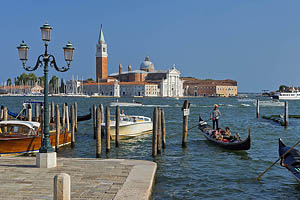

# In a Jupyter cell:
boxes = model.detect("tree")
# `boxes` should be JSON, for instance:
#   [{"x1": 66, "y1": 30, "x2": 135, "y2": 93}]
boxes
[
  {"x1": 60, "y1": 79, "x2": 65, "y2": 93},
  {"x1": 6, "y1": 78, "x2": 12, "y2": 86},
  {"x1": 49, "y1": 75, "x2": 59, "y2": 94},
  {"x1": 279, "y1": 85, "x2": 288, "y2": 92},
  {"x1": 84, "y1": 78, "x2": 94, "y2": 83}
]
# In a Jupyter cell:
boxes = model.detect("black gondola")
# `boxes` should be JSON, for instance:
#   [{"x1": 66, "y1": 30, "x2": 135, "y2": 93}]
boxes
[
  {"x1": 279, "y1": 138, "x2": 300, "y2": 182},
  {"x1": 7, "y1": 109, "x2": 91, "y2": 122},
  {"x1": 198, "y1": 115, "x2": 251, "y2": 150}
]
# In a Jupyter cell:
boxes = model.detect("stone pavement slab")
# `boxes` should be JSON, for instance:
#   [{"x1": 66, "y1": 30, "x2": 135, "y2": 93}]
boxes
[{"x1": 0, "y1": 157, "x2": 156, "y2": 200}]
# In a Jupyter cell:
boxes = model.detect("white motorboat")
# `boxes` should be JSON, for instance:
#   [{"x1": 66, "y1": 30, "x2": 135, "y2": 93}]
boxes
[
  {"x1": 273, "y1": 88, "x2": 300, "y2": 100},
  {"x1": 101, "y1": 115, "x2": 152, "y2": 139},
  {"x1": 253, "y1": 100, "x2": 284, "y2": 107},
  {"x1": 109, "y1": 99, "x2": 143, "y2": 107}
]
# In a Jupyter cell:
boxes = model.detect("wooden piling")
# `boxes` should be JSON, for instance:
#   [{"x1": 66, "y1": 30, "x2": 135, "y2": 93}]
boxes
[
  {"x1": 3, "y1": 107, "x2": 8, "y2": 132},
  {"x1": 96, "y1": 107, "x2": 101, "y2": 158},
  {"x1": 55, "y1": 104, "x2": 61, "y2": 152},
  {"x1": 115, "y1": 106, "x2": 120, "y2": 148},
  {"x1": 93, "y1": 104, "x2": 97, "y2": 139},
  {"x1": 284, "y1": 101, "x2": 288, "y2": 127},
  {"x1": 100, "y1": 104, "x2": 104, "y2": 123},
  {"x1": 49, "y1": 104, "x2": 51, "y2": 124},
  {"x1": 65, "y1": 103, "x2": 70, "y2": 132},
  {"x1": 182, "y1": 100, "x2": 190, "y2": 148},
  {"x1": 28, "y1": 104, "x2": 32, "y2": 121},
  {"x1": 0, "y1": 105, "x2": 4, "y2": 120},
  {"x1": 74, "y1": 102, "x2": 78, "y2": 132},
  {"x1": 157, "y1": 107, "x2": 162, "y2": 154},
  {"x1": 62, "y1": 103, "x2": 66, "y2": 130},
  {"x1": 256, "y1": 99, "x2": 260, "y2": 118},
  {"x1": 40, "y1": 106, "x2": 44, "y2": 141},
  {"x1": 71, "y1": 105, "x2": 75, "y2": 148},
  {"x1": 35, "y1": 103, "x2": 39, "y2": 122},
  {"x1": 152, "y1": 107, "x2": 158, "y2": 157},
  {"x1": 161, "y1": 108, "x2": 166, "y2": 149},
  {"x1": 105, "y1": 106, "x2": 111, "y2": 153},
  {"x1": 51, "y1": 101, "x2": 55, "y2": 123}
]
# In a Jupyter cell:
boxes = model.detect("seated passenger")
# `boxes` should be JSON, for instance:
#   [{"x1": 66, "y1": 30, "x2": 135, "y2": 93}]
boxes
[{"x1": 224, "y1": 127, "x2": 231, "y2": 137}]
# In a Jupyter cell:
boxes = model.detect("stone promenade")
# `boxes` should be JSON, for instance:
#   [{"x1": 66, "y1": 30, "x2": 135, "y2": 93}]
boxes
[{"x1": 0, "y1": 157, "x2": 157, "y2": 200}]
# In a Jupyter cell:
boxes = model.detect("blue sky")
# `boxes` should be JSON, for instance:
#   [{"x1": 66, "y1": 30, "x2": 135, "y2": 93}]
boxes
[{"x1": 1, "y1": 0, "x2": 300, "y2": 92}]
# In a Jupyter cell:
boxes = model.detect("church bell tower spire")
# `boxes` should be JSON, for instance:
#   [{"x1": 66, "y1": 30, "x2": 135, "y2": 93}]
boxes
[{"x1": 96, "y1": 24, "x2": 108, "y2": 81}]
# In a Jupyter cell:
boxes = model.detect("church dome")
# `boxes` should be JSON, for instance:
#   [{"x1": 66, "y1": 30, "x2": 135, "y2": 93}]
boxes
[{"x1": 140, "y1": 56, "x2": 154, "y2": 72}]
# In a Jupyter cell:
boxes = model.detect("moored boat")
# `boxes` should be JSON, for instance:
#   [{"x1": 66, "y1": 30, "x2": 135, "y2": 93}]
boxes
[
  {"x1": 109, "y1": 99, "x2": 143, "y2": 107},
  {"x1": 0, "y1": 120, "x2": 71, "y2": 155},
  {"x1": 198, "y1": 115, "x2": 251, "y2": 150},
  {"x1": 101, "y1": 115, "x2": 152, "y2": 139},
  {"x1": 279, "y1": 138, "x2": 300, "y2": 182}
]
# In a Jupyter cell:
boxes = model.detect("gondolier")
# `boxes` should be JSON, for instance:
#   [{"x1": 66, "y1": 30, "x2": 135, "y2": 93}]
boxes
[{"x1": 210, "y1": 104, "x2": 221, "y2": 130}]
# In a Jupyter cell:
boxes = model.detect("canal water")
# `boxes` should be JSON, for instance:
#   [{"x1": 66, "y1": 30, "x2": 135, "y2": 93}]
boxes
[{"x1": 1, "y1": 95, "x2": 300, "y2": 199}]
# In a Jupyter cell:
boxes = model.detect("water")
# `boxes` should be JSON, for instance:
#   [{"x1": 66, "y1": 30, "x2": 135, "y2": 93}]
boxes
[{"x1": 1, "y1": 95, "x2": 300, "y2": 199}]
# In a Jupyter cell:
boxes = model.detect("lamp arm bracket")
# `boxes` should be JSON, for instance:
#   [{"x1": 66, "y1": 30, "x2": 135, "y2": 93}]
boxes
[
  {"x1": 49, "y1": 55, "x2": 70, "y2": 72},
  {"x1": 23, "y1": 55, "x2": 43, "y2": 71}
]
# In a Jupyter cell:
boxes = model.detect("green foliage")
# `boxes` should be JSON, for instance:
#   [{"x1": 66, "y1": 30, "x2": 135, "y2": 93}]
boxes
[
  {"x1": 279, "y1": 85, "x2": 288, "y2": 92},
  {"x1": 84, "y1": 78, "x2": 94, "y2": 83},
  {"x1": 15, "y1": 73, "x2": 37, "y2": 85},
  {"x1": 6, "y1": 78, "x2": 12, "y2": 86}
]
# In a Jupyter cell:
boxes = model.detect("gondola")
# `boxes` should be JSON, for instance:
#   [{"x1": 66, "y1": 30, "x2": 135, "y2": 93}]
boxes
[
  {"x1": 7, "y1": 109, "x2": 91, "y2": 122},
  {"x1": 279, "y1": 138, "x2": 300, "y2": 182},
  {"x1": 198, "y1": 115, "x2": 251, "y2": 150}
]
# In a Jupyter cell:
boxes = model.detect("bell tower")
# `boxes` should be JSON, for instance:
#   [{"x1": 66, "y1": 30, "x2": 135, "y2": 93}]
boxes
[{"x1": 96, "y1": 24, "x2": 108, "y2": 81}]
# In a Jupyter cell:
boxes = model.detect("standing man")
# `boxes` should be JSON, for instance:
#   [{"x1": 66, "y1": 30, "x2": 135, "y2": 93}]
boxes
[{"x1": 210, "y1": 104, "x2": 221, "y2": 130}]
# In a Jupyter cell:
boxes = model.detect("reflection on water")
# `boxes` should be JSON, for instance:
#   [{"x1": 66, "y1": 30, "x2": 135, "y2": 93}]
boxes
[{"x1": 1, "y1": 95, "x2": 300, "y2": 199}]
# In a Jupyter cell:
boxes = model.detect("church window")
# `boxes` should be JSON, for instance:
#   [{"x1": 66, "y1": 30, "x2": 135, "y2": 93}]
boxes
[{"x1": 103, "y1": 47, "x2": 106, "y2": 52}]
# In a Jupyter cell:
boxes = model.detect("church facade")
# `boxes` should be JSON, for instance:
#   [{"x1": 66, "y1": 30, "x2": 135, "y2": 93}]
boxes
[{"x1": 83, "y1": 26, "x2": 184, "y2": 97}]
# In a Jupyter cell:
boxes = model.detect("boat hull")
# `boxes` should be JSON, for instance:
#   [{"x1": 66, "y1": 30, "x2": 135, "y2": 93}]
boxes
[
  {"x1": 0, "y1": 131, "x2": 71, "y2": 155},
  {"x1": 198, "y1": 117, "x2": 250, "y2": 150},
  {"x1": 102, "y1": 122, "x2": 153, "y2": 139},
  {"x1": 279, "y1": 139, "x2": 300, "y2": 182}
]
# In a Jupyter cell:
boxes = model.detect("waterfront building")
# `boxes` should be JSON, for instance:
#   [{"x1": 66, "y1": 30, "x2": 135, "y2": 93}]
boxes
[{"x1": 183, "y1": 78, "x2": 237, "y2": 97}]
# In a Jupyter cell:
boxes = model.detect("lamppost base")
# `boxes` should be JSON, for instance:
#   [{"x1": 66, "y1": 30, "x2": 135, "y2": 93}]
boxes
[{"x1": 36, "y1": 152, "x2": 57, "y2": 168}]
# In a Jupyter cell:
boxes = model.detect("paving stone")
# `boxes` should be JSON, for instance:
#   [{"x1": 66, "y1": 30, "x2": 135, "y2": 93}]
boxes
[{"x1": 0, "y1": 157, "x2": 156, "y2": 199}]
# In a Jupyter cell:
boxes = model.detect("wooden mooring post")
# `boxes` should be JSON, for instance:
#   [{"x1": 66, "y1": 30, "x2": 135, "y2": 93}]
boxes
[
  {"x1": 55, "y1": 104, "x2": 61, "y2": 152},
  {"x1": 35, "y1": 103, "x2": 39, "y2": 122},
  {"x1": 182, "y1": 100, "x2": 190, "y2": 148},
  {"x1": 157, "y1": 107, "x2": 162, "y2": 154},
  {"x1": 284, "y1": 101, "x2": 288, "y2": 127},
  {"x1": 93, "y1": 104, "x2": 97, "y2": 139},
  {"x1": 115, "y1": 106, "x2": 120, "y2": 148},
  {"x1": 28, "y1": 104, "x2": 32, "y2": 121},
  {"x1": 0, "y1": 105, "x2": 4, "y2": 120},
  {"x1": 71, "y1": 105, "x2": 75, "y2": 148},
  {"x1": 256, "y1": 99, "x2": 260, "y2": 118},
  {"x1": 105, "y1": 106, "x2": 111, "y2": 153},
  {"x1": 51, "y1": 101, "x2": 55, "y2": 123},
  {"x1": 3, "y1": 107, "x2": 7, "y2": 132},
  {"x1": 65, "y1": 103, "x2": 70, "y2": 132},
  {"x1": 62, "y1": 103, "x2": 66, "y2": 130},
  {"x1": 96, "y1": 107, "x2": 101, "y2": 158},
  {"x1": 74, "y1": 102, "x2": 78, "y2": 132},
  {"x1": 152, "y1": 107, "x2": 158, "y2": 157},
  {"x1": 161, "y1": 108, "x2": 166, "y2": 149}
]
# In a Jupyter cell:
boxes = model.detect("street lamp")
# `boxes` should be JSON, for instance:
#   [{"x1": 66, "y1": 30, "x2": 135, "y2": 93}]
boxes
[{"x1": 17, "y1": 22, "x2": 75, "y2": 153}]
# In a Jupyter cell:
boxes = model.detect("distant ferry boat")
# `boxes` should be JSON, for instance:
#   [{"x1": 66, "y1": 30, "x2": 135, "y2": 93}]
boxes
[{"x1": 273, "y1": 89, "x2": 300, "y2": 100}]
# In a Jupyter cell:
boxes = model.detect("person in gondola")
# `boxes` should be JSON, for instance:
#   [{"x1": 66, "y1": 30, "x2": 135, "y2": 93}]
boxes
[
  {"x1": 120, "y1": 109, "x2": 125, "y2": 117},
  {"x1": 210, "y1": 104, "x2": 221, "y2": 130}
]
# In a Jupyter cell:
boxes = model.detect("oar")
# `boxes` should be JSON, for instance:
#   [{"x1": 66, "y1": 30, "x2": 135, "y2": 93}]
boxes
[
  {"x1": 188, "y1": 118, "x2": 210, "y2": 130},
  {"x1": 256, "y1": 139, "x2": 300, "y2": 181},
  {"x1": 188, "y1": 124, "x2": 199, "y2": 130}
]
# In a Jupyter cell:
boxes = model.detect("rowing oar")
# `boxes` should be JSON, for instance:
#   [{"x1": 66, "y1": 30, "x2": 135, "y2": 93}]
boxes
[
  {"x1": 256, "y1": 139, "x2": 300, "y2": 181},
  {"x1": 188, "y1": 124, "x2": 199, "y2": 130}
]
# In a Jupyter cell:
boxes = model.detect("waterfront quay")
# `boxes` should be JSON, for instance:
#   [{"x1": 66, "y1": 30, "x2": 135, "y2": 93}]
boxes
[{"x1": 0, "y1": 157, "x2": 156, "y2": 200}]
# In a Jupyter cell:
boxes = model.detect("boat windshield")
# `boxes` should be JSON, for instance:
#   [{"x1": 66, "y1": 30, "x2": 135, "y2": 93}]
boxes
[{"x1": 0, "y1": 124, "x2": 37, "y2": 136}]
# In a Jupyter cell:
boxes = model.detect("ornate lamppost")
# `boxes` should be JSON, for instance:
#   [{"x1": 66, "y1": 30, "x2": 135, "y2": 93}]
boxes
[{"x1": 17, "y1": 22, "x2": 74, "y2": 153}]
